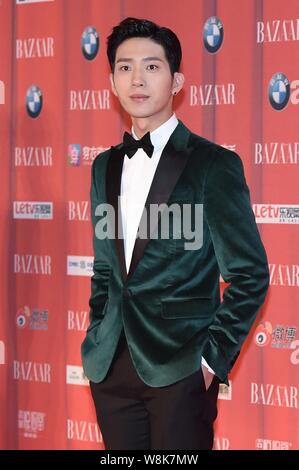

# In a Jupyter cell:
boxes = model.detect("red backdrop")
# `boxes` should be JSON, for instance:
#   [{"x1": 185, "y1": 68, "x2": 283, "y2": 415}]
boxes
[{"x1": 0, "y1": 0, "x2": 298, "y2": 450}]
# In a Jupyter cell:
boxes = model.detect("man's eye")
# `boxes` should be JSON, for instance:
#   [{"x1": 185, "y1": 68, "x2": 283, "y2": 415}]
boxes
[{"x1": 118, "y1": 64, "x2": 158, "y2": 71}]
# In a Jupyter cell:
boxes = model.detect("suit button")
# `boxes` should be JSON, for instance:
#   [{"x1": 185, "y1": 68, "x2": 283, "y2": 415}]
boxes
[{"x1": 123, "y1": 288, "x2": 132, "y2": 298}]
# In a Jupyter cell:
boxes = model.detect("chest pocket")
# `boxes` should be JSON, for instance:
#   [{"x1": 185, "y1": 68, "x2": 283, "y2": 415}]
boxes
[{"x1": 166, "y1": 191, "x2": 202, "y2": 253}]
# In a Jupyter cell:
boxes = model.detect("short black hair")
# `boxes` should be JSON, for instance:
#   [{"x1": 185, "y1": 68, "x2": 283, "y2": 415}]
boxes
[{"x1": 107, "y1": 17, "x2": 182, "y2": 76}]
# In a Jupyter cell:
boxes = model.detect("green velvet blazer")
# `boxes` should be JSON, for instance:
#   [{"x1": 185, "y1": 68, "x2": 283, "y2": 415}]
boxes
[{"x1": 81, "y1": 119, "x2": 269, "y2": 386}]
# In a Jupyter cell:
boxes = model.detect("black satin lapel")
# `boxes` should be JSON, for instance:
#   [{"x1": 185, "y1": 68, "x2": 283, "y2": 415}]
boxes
[
  {"x1": 128, "y1": 137, "x2": 193, "y2": 279},
  {"x1": 106, "y1": 146, "x2": 127, "y2": 283}
]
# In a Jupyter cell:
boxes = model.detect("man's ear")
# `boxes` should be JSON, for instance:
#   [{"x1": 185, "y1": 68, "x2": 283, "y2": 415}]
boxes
[
  {"x1": 109, "y1": 73, "x2": 118, "y2": 97},
  {"x1": 172, "y1": 72, "x2": 185, "y2": 95}
]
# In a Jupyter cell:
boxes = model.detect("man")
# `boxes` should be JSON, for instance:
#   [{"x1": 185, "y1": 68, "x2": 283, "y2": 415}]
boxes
[{"x1": 81, "y1": 17, "x2": 269, "y2": 450}]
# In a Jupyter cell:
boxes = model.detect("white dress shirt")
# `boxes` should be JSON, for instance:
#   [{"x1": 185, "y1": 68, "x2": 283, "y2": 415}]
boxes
[{"x1": 120, "y1": 112, "x2": 215, "y2": 376}]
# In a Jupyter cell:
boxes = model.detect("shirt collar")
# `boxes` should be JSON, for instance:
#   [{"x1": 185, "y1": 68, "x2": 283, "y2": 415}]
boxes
[{"x1": 131, "y1": 112, "x2": 178, "y2": 151}]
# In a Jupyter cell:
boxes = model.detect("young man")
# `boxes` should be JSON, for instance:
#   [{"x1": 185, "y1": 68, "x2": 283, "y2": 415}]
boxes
[{"x1": 81, "y1": 17, "x2": 269, "y2": 450}]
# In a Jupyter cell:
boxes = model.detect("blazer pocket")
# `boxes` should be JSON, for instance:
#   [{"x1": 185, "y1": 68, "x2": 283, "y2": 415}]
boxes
[
  {"x1": 166, "y1": 198, "x2": 201, "y2": 252},
  {"x1": 86, "y1": 318, "x2": 102, "y2": 333},
  {"x1": 86, "y1": 297, "x2": 109, "y2": 333},
  {"x1": 161, "y1": 297, "x2": 213, "y2": 319},
  {"x1": 167, "y1": 194, "x2": 193, "y2": 205}
]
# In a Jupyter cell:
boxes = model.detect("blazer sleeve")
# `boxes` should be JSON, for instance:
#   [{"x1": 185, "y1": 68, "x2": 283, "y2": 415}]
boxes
[
  {"x1": 88, "y1": 157, "x2": 111, "y2": 328},
  {"x1": 201, "y1": 149, "x2": 270, "y2": 383}
]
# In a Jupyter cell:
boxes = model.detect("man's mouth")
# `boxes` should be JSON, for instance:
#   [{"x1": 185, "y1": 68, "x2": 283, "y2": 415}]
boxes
[{"x1": 130, "y1": 94, "x2": 150, "y2": 102}]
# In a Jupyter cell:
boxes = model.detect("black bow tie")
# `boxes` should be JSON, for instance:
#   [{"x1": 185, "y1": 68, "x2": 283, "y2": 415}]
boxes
[{"x1": 122, "y1": 131, "x2": 154, "y2": 159}]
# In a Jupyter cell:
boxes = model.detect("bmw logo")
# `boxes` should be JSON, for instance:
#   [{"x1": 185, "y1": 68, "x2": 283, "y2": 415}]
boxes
[
  {"x1": 16, "y1": 314, "x2": 26, "y2": 328},
  {"x1": 26, "y1": 85, "x2": 42, "y2": 118},
  {"x1": 203, "y1": 17, "x2": 224, "y2": 53},
  {"x1": 81, "y1": 26, "x2": 99, "y2": 60},
  {"x1": 268, "y1": 73, "x2": 290, "y2": 110}
]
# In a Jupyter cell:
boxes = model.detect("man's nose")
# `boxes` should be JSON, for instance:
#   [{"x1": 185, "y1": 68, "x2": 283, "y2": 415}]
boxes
[{"x1": 131, "y1": 68, "x2": 145, "y2": 86}]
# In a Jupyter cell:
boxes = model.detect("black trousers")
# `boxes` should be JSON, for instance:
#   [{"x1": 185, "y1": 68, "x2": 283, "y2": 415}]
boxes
[{"x1": 90, "y1": 331, "x2": 219, "y2": 450}]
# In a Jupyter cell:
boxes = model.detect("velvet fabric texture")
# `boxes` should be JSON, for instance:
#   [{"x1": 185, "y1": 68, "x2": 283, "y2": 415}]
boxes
[{"x1": 81, "y1": 120, "x2": 269, "y2": 386}]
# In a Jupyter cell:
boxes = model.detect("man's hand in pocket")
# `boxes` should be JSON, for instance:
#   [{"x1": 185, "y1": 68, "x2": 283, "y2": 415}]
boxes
[{"x1": 201, "y1": 364, "x2": 215, "y2": 391}]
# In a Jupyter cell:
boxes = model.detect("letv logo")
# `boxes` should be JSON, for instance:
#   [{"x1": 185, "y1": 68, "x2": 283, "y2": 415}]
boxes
[
  {"x1": 13, "y1": 201, "x2": 53, "y2": 219},
  {"x1": 253, "y1": 205, "x2": 299, "y2": 224}
]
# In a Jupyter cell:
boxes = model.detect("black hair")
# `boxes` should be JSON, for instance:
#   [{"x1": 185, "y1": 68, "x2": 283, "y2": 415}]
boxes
[{"x1": 107, "y1": 17, "x2": 182, "y2": 76}]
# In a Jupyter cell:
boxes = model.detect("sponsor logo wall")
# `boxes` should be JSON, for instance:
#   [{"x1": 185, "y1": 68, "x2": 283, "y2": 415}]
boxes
[{"x1": 0, "y1": 0, "x2": 298, "y2": 449}]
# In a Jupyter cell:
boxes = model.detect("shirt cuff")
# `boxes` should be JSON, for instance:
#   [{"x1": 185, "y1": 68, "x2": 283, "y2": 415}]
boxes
[{"x1": 201, "y1": 356, "x2": 215, "y2": 375}]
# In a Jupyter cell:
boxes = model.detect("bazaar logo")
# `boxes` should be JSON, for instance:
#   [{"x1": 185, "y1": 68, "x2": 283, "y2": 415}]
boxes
[
  {"x1": 67, "y1": 419, "x2": 102, "y2": 443},
  {"x1": 251, "y1": 383, "x2": 298, "y2": 408},
  {"x1": 257, "y1": 19, "x2": 299, "y2": 43}
]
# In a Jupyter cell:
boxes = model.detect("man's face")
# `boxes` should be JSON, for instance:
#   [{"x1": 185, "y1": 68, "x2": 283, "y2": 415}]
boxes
[{"x1": 110, "y1": 37, "x2": 182, "y2": 120}]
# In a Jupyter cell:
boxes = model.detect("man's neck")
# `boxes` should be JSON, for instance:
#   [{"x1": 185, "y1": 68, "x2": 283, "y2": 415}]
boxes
[{"x1": 131, "y1": 110, "x2": 173, "y2": 139}]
